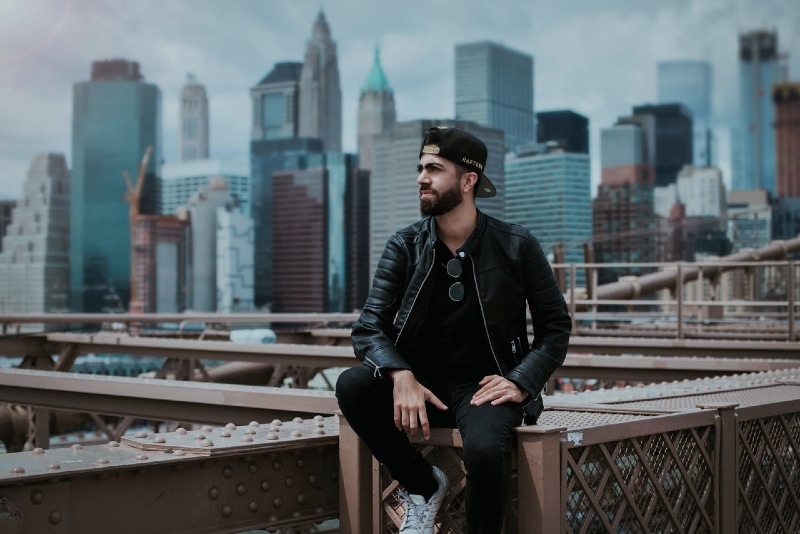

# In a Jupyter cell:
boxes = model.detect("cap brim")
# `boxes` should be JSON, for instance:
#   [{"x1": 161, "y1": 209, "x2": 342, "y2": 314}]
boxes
[{"x1": 476, "y1": 173, "x2": 496, "y2": 198}]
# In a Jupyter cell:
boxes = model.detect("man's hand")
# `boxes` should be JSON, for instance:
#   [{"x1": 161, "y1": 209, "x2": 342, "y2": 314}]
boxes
[
  {"x1": 391, "y1": 369, "x2": 448, "y2": 440},
  {"x1": 471, "y1": 375, "x2": 528, "y2": 406}
]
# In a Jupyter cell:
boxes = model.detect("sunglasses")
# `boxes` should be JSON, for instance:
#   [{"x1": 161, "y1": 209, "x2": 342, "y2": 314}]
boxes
[{"x1": 445, "y1": 257, "x2": 465, "y2": 302}]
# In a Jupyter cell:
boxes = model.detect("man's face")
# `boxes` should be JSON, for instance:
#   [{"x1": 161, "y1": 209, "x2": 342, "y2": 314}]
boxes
[{"x1": 417, "y1": 153, "x2": 463, "y2": 216}]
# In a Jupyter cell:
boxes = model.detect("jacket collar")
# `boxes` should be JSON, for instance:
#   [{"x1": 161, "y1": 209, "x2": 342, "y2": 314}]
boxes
[{"x1": 426, "y1": 209, "x2": 487, "y2": 259}]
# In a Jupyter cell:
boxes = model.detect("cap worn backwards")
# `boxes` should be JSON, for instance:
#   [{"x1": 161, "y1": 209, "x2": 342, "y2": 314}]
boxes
[{"x1": 419, "y1": 126, "x2": 497, "y2": 198}]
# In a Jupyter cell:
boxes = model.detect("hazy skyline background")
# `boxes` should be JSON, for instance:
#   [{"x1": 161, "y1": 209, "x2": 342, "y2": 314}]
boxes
[{"x1": 1, "y1": 0, "x2": 798, "y2": 200}]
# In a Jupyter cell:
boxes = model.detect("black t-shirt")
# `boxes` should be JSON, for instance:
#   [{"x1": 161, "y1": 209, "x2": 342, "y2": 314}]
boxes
[{"x1": 413, "y1": 241, "x2": 497, "y2": 386}]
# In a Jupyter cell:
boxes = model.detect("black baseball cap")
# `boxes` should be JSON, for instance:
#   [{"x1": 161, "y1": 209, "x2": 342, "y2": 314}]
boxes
[{"x1": 419, "y1": 126, "x2": 496, "y2": 198}]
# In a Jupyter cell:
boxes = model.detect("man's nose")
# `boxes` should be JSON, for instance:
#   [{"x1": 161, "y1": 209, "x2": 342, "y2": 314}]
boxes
[{"x1": 417, "y1": 169, "x2": 430, "y2": 185}]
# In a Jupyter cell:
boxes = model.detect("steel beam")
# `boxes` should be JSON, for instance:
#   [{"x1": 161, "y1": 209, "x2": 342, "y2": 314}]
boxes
[
  {"x1": 0, "y1": 417, "x2": 340, "y2": 534},
  {"x1": 569, "y1": 336, "x2": 800, "y2": 359},
  {"x1": 0, "y1": 332, "x2": 357, "y2": 367},
  {"x1": 0, "y1": 311, "x2": 358, "y2": 327},
  {"x1": 0, "y1": 369, "x2": 337, "y2": 425}
]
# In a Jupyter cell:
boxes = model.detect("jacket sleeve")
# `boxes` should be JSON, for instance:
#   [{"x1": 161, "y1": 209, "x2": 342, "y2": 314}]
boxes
[
  {"x1": 350, "y1": 235, "x2": 414, "y2": 377},
  {"x1": 505, "y1": 231, "x2": 572, "y2": 399}
]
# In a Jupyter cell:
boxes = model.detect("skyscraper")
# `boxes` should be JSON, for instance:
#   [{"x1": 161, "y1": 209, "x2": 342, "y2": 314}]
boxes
[
  {"x1": 299, "y1": 11, "x2": 342, "y2": 152},
  {"x1": 251, "y1": 62, "x2": 302, "y2": 141},
  {"x1": 186, "y1": 178, "x2": 242, "y2": 311},
  {"x1": 773, "y1": 82, "x2": 800, "y2": 198},
  {"x1": 630, "y1": 104, "x2": 693, "y2": 187},
  {"x1": 455, "y1": 41, "x2": 534, "y2": 153},
  {"x1": 271, "y1": 154, "x2": 368, "y2": 313},
  {"x1": 505, "y1": 145, "x2": 591, "y2": 288},
  {"x1": 593, "y1": 122, "x2": 656, "y2": 283},
  {"x1": 657, "y1": 60, "x2": 713, "y2": 167},
  {"x1": 70, "y1": 59, "x2": 161, "y2": 312},
  {"x1": 536, "y1": 110, "x2": 589, "y2": 154},
  {"x1": 369, "y1": 119, "x2": 504, "y2": 275},
  {"x1": 599, "y1": 122, "x2": 653, "y2": 186},
  {"x1": 738, "y1": 30, "x2": 782, "y2": 194},
  {"x1": 358, "y1": 48, "x2": 396, "y2": 171},
  {"x1": 216, "y1": 203, "x2": 254, "y2": 313},
  {"x1": 345, "y1": 164, "x2": 371, "y2": 311},
  {"x1": 250, "y1": 59, "x2": 324, "y2": 308},
  {"x1": 250, "y1": 137, "x2": 324, "y2": 308},
  {"x1": 658, "y1": 164, "x2": 728, "y2": 264},
  {"x1": 179, "y1": 74, "x2": 209, "y2": 162},
  {"x1": 0, "y1": 153, "x2": 70, "y2": 315},
  {"x1": 676, "y1": 166, "x2": 727, "y2": 219}
]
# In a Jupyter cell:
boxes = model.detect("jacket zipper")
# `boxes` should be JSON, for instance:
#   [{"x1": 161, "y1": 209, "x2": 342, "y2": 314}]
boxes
[
  {"x1": 394, "y1": 248, "x2": 436, "y2": 345},
  {"x1": 369, "y1": 248, "x2": 438, "y2": 379},
  {"x1": 365, "y1": 356, "x2": 382, "y2": 378},
  {"x1": 469, "y1": 255, "x2": 504, "y2": 375}
]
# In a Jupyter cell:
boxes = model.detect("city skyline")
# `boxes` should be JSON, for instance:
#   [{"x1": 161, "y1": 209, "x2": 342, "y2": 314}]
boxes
[{"x1": 1, "y1": 0, "x2": 799, "y2": 200}]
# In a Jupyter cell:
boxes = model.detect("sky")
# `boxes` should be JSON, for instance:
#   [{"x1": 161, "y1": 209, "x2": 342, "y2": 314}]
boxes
[{"x1": 0, "y1": 0, "x2": 799, "y2": 200}]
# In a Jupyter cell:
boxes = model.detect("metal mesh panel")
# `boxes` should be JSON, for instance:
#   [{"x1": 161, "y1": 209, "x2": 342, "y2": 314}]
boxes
[
  {"x1": 377, "y1": 410, "x2": 659, "y2": 533},
  {"x1": 539, "y1": 409, "x2": 656, "y2": 428},
  {"x1": 736, "y1": 412, "x2": 800, "y2": 533},
  {"x1": 614, "y1": 384, "x2": 800, "y2": 410},
  {"x1": 553, "y1": 370, "x2": 800, "y2": 408},
  {"x1": 564, "y1": 425, "x2": 716, "y2": 534}
]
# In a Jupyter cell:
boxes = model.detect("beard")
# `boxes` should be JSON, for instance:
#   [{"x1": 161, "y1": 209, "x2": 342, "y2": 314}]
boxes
[{"x1": 420, "y1": 179, "x2": 463, "y2": 216}]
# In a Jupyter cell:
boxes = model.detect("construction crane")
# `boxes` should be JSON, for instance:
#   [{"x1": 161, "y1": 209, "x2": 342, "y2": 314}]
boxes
[{"x1": 122, "y1": 146, "x2": 153, "y2": 313}]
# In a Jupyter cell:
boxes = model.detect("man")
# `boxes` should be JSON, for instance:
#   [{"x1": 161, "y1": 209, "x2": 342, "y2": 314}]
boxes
[{"x1": 336, "y1": 126, "x2": 571, "y2": 533}]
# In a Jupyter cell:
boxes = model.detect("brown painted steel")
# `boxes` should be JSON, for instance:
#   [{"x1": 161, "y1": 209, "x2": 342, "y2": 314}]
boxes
[
  {"x1": 0, "y1": 369, "x2": 337, "y2": 426},
  {"x1": 0, "y1": 417, "x2": 339, "y2": 533},
  {"x1": 1, "y1": 370, "x2": 798, "y2": 532}
]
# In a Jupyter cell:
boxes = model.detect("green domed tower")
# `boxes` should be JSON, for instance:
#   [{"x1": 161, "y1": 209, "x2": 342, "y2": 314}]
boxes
[{"x1": 357, "y1": 47, "x2": 396, "y2": 171}]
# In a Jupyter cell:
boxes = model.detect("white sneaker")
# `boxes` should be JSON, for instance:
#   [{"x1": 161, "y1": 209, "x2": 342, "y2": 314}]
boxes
[{"x1": 398, "y1": 466, "x2": 448, "y2": 534}]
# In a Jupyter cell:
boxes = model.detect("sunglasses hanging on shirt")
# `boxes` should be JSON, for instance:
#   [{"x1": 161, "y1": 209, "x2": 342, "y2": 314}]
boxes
[{"x1": 445, "y1": 257, "x2": 464, "y2": 302}]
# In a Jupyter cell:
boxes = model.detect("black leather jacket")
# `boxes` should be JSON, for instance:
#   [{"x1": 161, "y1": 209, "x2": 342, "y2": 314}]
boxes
[{"x1": 351, "y1": 210, "x2": 572, "y2": 423}]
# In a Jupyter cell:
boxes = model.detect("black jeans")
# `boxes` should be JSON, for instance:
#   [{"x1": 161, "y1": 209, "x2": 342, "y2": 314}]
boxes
[{"x1": 335, "y1": 365, "x2": 523, "y2": 534}]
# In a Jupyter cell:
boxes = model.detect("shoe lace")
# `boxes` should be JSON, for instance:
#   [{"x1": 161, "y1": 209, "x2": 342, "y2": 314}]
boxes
[{"x1": 397, "y1": 490, "x2": 426, "y2": 530}]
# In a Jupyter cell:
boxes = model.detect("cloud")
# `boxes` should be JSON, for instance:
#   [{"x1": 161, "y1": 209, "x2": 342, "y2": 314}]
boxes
[{"x1": 0, "y1": 0, "x2": 798, "y2": 199}]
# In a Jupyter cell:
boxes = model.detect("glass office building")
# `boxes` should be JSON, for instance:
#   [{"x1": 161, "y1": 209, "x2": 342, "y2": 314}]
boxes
[
  {"x1": 657, "y1": 60, "x2": 714, "y2": 167},
  {"x1": 251, "y1": 62, "x2": 302, "y2": 141},
  {"x1": 455, "y1": 41, "x2": 534, "y2": 153},
  {"x1": 271, "y1": 153, "x2": 368, "y2": 313},
  {"x1": 70, "y1": 59, "x2": 161, "y2": 312},
  {"x1": 630, "y1": 104, "x2": 693, "y2": 187},
  {"x1": 250, "y1": 59, "x2": 323, "y2": 308},
  {"x1": 536, "y1": 110, "x2": 589, "y2": 154},
  {"x1": 506, "y1": 146, "x2": 591, "y2": 288},
  {"x1": 250, "y1": 138, "x2": 324, "y2": 308},
  {"x1": 738, "y1": 30, "x2": 781, "y2": 194}
]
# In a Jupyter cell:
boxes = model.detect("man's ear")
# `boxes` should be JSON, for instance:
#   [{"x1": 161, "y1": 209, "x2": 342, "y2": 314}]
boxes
[{"x1": 463, "y1": 172, "x2": 479, "y2": 193}]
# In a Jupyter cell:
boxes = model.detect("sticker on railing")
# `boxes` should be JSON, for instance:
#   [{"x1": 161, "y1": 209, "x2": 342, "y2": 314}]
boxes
[{"x1": 567, "y1": 431, "x2": 583, "y2": 446}]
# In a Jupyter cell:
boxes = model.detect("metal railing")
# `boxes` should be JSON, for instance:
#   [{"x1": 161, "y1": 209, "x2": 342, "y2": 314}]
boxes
[
  {"x1": 2, "y1": 363, "x2": 798, "y2": 532},
  {"x1": 1, "y1": 258, "x2": 797, "y2": 343},
  {"x1": 553, "y1": 259, "x2": 800, "y2": 341},
  {"x1": 339, "y1": 369, "x2": 800, "y2": 533}
]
